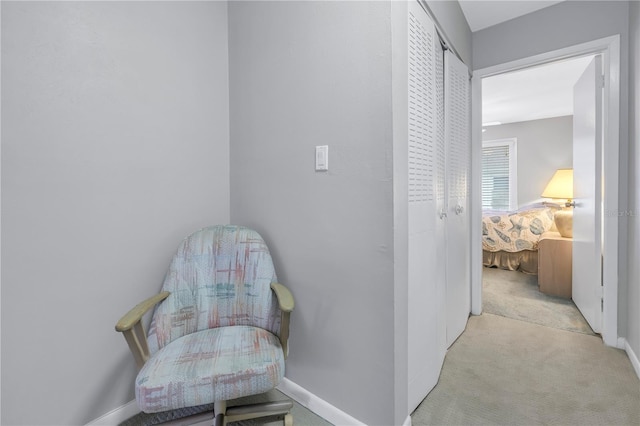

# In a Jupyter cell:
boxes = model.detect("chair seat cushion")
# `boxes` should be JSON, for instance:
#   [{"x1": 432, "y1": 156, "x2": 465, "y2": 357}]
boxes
[{"x1": 135, "y1": 326, "x2": 285, "y2": 413}]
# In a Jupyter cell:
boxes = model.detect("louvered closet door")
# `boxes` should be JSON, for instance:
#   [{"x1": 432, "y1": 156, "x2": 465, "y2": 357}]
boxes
[
  {"x1": 407, "y1": 1, "x2": 446, "y2": 414},
  {"x1": 444, "y1": 50, "x2": 471, "y2": 347}
]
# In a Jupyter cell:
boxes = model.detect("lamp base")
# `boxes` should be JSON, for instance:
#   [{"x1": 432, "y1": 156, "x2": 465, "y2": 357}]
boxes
[{"x1": 554, "y1": 209, "x2": 573, "y2": 238}]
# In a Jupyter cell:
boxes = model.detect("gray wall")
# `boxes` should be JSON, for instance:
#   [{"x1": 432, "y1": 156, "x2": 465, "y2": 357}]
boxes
[
  {"x1": 1, "y1": 2, "x2": 230, "y2": 424},
  {"x1": 627, "y1": 1, "x2": 640, "y2": 366},
  {"x1": 473, "y1": 0, "x2": 632, "y2": 349},
  {"x1": 228, "y1": 2, "x2": 396, "y2": 424},
  {"x1": 482, "y1": 116, "x2": 573, "y2": 208},
  {"x1": 425, "y1": 0, "x2": 472, "y2": 67},
  {"x1": 473, "y1": 1, "x2": 629, "y2": 72}
]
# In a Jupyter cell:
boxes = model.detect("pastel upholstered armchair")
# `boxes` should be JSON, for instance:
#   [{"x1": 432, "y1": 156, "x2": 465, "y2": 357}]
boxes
[{"x1": 116, "y1": 225, "x2": 295, "y2": 426}]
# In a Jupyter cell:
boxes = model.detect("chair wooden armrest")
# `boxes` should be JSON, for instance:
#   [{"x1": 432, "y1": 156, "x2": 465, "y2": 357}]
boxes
[
  {"x1": 270, "y1": 282, "x2": 294, "y2": 312},
  {"x1": 270, "y1": 283, "x2": 294, "y2": 358},
  {"x1": 115, "y1": 291, "x2": 170, "y2": 369}
]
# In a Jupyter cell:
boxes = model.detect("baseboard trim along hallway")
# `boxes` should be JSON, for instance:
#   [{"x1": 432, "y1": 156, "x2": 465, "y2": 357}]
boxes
[
  {"x1": 623, "y1": 338, "x2": 640, "y2": 380},
  {"x1": 277, "y1": 377, "x2": 366, "y2": 426},
  {"x1": 402, "y1": 414, "x2": 413, "y2": 426},
  {"x1": 86, "y1": 400, "x2": 140, "y2": 426}
]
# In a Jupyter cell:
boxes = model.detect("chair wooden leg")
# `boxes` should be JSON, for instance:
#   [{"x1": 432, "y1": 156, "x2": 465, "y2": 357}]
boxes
[
  {"x1": 284, "y1": 412, "x2": 293, "y2": 426},
  {"x1": 214, "y1": 401, "x2": 227, "y2": 426},
  {"x1": 214, "y1": 412, "x2": 224, "y2": 426},
  {"x1": 213, "y1": 399, "x2": 292, "y2": 425}
]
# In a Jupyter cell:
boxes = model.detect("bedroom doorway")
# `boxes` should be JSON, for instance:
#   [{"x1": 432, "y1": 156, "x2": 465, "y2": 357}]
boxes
[
  {"x1": 470, "y1": 36, "x2": 621, "y2": 347},
  {"x1": 479, "y1": 56, "x2": 595, "y2": 336}
]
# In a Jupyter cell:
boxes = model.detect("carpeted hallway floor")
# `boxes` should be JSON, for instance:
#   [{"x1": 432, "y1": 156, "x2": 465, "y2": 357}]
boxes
[
  {"x1": 413, "y1": 267, "x2": 639, "y2": 425},
  {"x1": 412, "y1": 313, "x2": 640, "y2": 425}
]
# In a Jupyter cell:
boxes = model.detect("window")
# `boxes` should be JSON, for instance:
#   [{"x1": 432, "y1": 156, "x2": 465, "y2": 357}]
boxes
[{"x1": 482, "y1": 138, "x2": 517, "y2": 211}]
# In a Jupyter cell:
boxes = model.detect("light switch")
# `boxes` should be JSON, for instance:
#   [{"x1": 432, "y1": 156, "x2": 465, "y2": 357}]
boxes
[{"x1": 316, "y1": 145, "x2": 328, "y2": 171}]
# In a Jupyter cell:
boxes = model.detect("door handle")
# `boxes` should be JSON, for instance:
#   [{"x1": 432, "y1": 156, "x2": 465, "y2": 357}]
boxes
[
  {"x1": 566, "y1": 200, "x2": 576, "y2": 208},
  {"x1": 439, "y1": 210, "x2": 447, "y2": 219},
  {"x1": 455, "y1": 205, "x2": 464, "y2": 215}
]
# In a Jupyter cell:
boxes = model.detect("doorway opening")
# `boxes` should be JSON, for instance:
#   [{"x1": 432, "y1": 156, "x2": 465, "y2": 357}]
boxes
[
  {"x1": 470, "y1": 36, "x2": 621, "y2": 347},
  {"x1": 480, "y1": 55, "x2": 596, "y2": 336}
]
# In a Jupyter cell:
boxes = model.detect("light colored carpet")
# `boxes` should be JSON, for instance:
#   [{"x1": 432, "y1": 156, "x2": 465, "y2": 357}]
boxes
[
  {"x1": 412, "y1": 313, "x2": 640, "y2": 426},
  {"x1": 120, "y1": 389, "x2": 332, "y2": 426},
  {"x1": 482, "y1": 267, "x2": 595, "y2": 335}
]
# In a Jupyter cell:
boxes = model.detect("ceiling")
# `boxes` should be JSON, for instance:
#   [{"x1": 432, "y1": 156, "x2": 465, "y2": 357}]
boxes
[
  {"x1": 482, "y1": 55, "x2": 594, "y2": 125},
  {"x1": 458, "y1": 0, "x2": 565, "y2": 32},
  {"x1": 460, "y1": 0, "x2": 590, "y2": 125}
]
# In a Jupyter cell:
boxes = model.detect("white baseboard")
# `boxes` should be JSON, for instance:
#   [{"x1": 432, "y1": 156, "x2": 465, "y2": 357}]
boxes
[
  {"x1": 277, "y1": 377, "x2": 366, "y2": 426},
  {"x1": 86, "y1": 400, "x2": 139, "y2": 425},
  {"x1": 622, "y1": 338, "x2": 640, "y2": 380},
  {"x1": 402, "y1": 414, "x2": 412, "y2": 426}
]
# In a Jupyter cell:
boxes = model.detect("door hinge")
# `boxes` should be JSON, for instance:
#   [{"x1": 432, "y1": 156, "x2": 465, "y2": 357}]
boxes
[
  {"x1": 600, "y1": 284, "x2": 604, "y2": 312},
  {"x1": 600, "y1": 74, "x2": 606, "y2": 88}
]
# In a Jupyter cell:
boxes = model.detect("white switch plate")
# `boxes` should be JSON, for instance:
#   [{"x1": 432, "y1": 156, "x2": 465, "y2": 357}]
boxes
[{"x1": 315, "y1": 145, "x2": 328, "y2": 171}]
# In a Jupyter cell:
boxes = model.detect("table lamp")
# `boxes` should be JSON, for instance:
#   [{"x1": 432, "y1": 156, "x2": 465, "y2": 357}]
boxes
[{"x1": 541, "y1": 168, "x2": 574, "y2": 238}]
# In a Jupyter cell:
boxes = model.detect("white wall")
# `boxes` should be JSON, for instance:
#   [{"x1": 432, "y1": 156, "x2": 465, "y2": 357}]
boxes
[
  {"x1": 627, "y1": 0, "x2": 640, "y2": 367},
  {"x1": 473, "y1": 0, "x2": 631, "y2": 345},
  {"x1": 482, "y1": 116, "x2": 573, "y2": 208},
  {"x1": 228, "y1": 2, "x2": 395, "y2": 424},
  {"x1": 0, "y1": 2, "x2": 230, "y2": 424}
]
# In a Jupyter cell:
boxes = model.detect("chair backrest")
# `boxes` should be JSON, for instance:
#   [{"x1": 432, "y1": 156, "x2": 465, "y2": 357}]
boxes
[{"x1": 147, "y1": 225, "x2": 281, "y2": 354}]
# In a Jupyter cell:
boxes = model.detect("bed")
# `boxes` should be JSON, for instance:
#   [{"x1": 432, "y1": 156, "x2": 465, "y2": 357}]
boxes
[{"x1": 482, "y1": 203, "x2": 560, "y2": 274}]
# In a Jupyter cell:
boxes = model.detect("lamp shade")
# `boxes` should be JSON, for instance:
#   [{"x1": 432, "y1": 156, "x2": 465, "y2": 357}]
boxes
[{"x1": 542, "y1": 168, "x2": 573, "y2": 199}]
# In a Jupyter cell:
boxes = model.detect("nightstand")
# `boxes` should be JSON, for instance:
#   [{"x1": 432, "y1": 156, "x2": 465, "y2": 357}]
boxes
[{"x1": 538, "y1": 231, "x2": 572, "y2": 298}]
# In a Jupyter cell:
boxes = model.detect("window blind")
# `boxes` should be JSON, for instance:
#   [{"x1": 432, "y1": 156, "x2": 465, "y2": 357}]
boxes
[{"x1": 482, "y1": 144, "x2": 511, "y2": 210}]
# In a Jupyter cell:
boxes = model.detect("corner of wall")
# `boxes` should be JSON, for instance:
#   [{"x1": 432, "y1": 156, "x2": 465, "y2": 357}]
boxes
[{"x1": 625, "y1": 0, "x2": 640, "y2": 361}]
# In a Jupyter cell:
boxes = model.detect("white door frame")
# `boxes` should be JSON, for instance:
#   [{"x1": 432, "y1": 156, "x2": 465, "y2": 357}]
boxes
[{"x1": 470, "y1": 35, "x2": 621, "y2": 347}]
